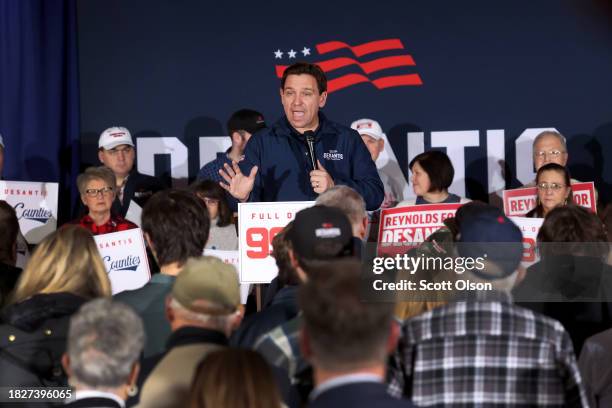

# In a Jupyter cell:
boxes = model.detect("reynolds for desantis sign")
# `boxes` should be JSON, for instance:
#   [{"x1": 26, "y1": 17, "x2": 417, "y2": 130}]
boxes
[
  {"x1": 0, "y1": 180, "x2": 58, "y2": 244},
  {"x1": 503, "y1": 182, "x2": 596, "y2": 217},
  {"x1": 94, "y1": 228, "x2": 151, "y2": 295}
]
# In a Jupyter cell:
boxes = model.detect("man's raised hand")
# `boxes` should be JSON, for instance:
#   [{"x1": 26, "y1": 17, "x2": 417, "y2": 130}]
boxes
[{"x1": 219, "y1": 161, "x2": 258, "y2": 202}]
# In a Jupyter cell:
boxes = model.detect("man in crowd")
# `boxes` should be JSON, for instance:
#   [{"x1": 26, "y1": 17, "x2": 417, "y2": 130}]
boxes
[
  {"x1": 301, "y1": 260, "x2": 413, "y2": 408},
  {"x1": 387, "y1": 206, "x2": 588, "y2": 406},
  {"x1": 197, "y1": 109, "x2": 266, "y2": 211},
  {"x1": 315, "y1": 185, "x2": 368, "y2": 241},
  {"x1": 254, "y1": 205, "x2": 356, "y2": 404},
  {"x1": 114, "y1": 189, "x2": 210, "y2": 357},
  {"x1": 63, "y1": 299, "x2": 144, "y2": 408},
  {"x1": 219, "y1": 62, "x2": 384, "y2": 211},
  {"x1": 137, "y1": 256, "x2": 243, "y2": 408},
  {"x1": 97, "y1": 126, "x2": 166, "y2": 217}
]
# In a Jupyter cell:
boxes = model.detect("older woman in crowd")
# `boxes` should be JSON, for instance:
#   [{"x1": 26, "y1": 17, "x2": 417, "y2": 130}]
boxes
[
  {"x1": 397, "y1": 150, "x2": 469, "y2": 206},
  {"x1": 73, "y1": 166, "x2": 137, "y2": 235},
  {"x1": 191, "y1": 179, "x2": 238, "y2": 250},
  {"x1": 526, "y1": 163, "x2": 573, "y2": 218},
  {"x1": 63, "y1": 298, "x2": 144, "y2": 408},
  {"x1": 0, "y1": 225, "x2": 111, "y2": 387}
]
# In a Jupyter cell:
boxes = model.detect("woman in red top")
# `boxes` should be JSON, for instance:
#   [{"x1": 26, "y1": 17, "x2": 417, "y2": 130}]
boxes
[{"x1": 73, "y1": 166, "x2": 137, "y2": 235}]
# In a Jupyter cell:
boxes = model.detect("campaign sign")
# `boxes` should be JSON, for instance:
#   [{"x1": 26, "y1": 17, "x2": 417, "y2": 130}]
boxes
[
  {"x1": 509, "y1": 216, "x2": 544, "y2": 268},
  {"x1": 239, "y1": 201, "x2": 314, "y2": 283},
  {"x1": 0, "y1": 180, "x2": 58, "y2": 244},
  {"x1": 377, "y1": 203, "x2": 462, "y2": 256},
  {"x1": 203, "y1": 249, "x2": 250, "y2": 304},
  {"x1": 94, "y1": 228, "x2": 151, "y2": 295},
  {"x1": 503, "y1": 182, "x2": 596, "y2": 216}
]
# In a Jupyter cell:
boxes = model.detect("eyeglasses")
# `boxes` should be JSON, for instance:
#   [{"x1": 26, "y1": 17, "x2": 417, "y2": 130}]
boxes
[
  {"x1": 537, "y1": 182, "x2": 566, "y2": 191},
  {"x1": 534, "y1": 150, "x2": 566, "y2": 159},
  {"x1": 203, "y1": 197, "x2": 220, "y2": 205},
  {"x1": 106, "y1": 146, "x2": 133, "y2": 156},
  {"x1": 85, "y1": 187, "x2": 114, "y2": 197}
]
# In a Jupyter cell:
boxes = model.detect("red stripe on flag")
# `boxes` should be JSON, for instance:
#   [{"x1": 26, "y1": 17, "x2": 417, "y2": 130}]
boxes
[
  {"x1": 372, "y1": 74, "x2": 423, "y2": 89},
  {"x1": 327, "y1": 74, "x2": 369, "y2": 93},
  {"x1": 275, "y1": 54, "x2": 416, "y2": 78},
  {"x1": 316, "y1": 39, "x2": 404, "y2": 57}
]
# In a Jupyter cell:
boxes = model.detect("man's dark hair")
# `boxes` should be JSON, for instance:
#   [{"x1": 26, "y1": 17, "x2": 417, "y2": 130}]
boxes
[
  {"x1": 280, "y1": 62, "x2": 327, "y2": 94},
  {"x1": 271, "y1": 222, "x2": 300, "y2": 286},
  {"x1": 0, "y1": 200, "x2": 18, "y2": 264},
  {"x1": 299, "y1": 259, "x2": 394, "y2": 371},
  {"x1": 190, "y1": 180, "x2": 233, "y2": 227},
  {"x1": 409, "y1": 150, "x2": 454, "y2": 193},
  {"x1": 142, "y1": 189, "x2": 210, "y2": 267}
]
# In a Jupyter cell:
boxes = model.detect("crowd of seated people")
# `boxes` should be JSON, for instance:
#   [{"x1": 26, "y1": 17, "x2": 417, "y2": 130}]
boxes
[{"x1": 0, "y1": 122, "x2": 610, "y2": 408}]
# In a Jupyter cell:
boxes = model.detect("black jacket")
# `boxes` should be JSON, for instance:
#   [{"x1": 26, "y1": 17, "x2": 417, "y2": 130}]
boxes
[{"x1": 0, "y1": 292, "x2": 87, "y2": 389}]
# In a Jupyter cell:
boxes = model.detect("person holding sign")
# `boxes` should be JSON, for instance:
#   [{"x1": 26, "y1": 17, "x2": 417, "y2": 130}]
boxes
[
  {"x1": 526, "y1": 163, "x2": 572, "y2": 218},
  {"x1": 219, "y1": 62, "x2": 384, "y2": 211},
  {"x1": 397, "y1": 151, "x2": 469, "y2": 207},
  {"x1": 72, "y1": 166, "x2": 137, "y2": 235}
]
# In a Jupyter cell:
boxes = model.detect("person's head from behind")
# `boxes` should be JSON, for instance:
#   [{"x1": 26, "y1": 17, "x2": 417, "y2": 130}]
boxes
[
  {"x1": 12, "y1": 225, "x2": 111, "y2": 304},
  {"x1": 63, "y1": 299, "x2": 144, "y2": 400},
  {"x1": 271, "y1": 221, "x2": 300, "y2": 287},
  {"x1": 77, "y1": 166, "x2": 117, "y2": 217},
  {"x1": 166, "y1": 256, "x2": 243, "y2": 337},
  {"x1": 409, "y1": 151, "x2": 454, "y2": 198},
  {"x1": 532, "y1": 130, "x2": 568, "y2": 171},
  {"x1": 280, "y1": 62, "x2": 328, "y2": 133},
  {"x1": 189, "y1": 348, "x2": 282, "y2": 408},
  {"x1": 97, "y1": 126, "x2": 135, "y2": 179},
  {"x1": 190, "y1": 180, "x2": 231, "y2": 226},
  {"x1": 226, "y1": 109, "x2": 266, "y2": 156},
  {"x1": 0, "y1": 200, "x2": 19, "y2": 266},
  {"x1": 299, "y1": 259, "x2": 397, "y2": 373},
  {"x1": 537, "y1": 205, "x2": 608, "y2": 259},
  {"x1": 315, "y1": 185, "x2": 367, "y2": 239},
  {"x1": 142, "y1": 189, "x2": 210, "y2": 268},
  {"x1": 457, "y1": 206, "x2": 523, "y2": 292},
  {"x1": 351, "y1": 118, "x2": 385, "y2": 162},
  {"x1": 288, "y1": 205, "x2": 355, "y2": 281},
  {"x1": 534, "y1": 163, "x2": 572, "y2": 217}
]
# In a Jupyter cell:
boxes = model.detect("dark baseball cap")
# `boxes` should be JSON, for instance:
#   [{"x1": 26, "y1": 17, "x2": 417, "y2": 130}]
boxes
[
  {"x1": 289, "y1": 205, "x2": 354, "y2": 261},
  {"x1": 457, "y1": 208, "x2": 523, "y2": 279},
  {"x1": 227, "y1": 109, "x2": 266, "y2": 135}
]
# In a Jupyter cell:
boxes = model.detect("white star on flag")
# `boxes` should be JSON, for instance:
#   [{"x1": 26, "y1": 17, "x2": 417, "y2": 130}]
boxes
[
  {"x1": 274, "y1": 49, "x2": 283, "y2": 59},
  {"x1": 288, "y1": 49, "x2": 297, "y2": 58},
  {"x1": 301, "y1": 47, "x2": 311, "y2": 56}
]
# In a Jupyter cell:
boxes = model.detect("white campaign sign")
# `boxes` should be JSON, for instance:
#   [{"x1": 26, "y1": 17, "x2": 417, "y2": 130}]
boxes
[
  {"x1": 0, "y1": 180, "x2": 58, "y2": 244},
  {"x1": 204, "y1": 249, "x2": 250, "y2": 304},
  {"x1": 509, "y1": 216, "x2": 544, "y2": 268},
  {"x1": 94, "y1": 228, "x2": 151, "y2": 295},
  {"x1": 238, "y1": 201, "x2": 314, "y2": 283}
]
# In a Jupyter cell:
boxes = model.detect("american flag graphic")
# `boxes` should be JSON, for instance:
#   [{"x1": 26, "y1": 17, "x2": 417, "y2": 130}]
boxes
[{"x1": 274, "y1": 38, "x2": 423, "y2": 93}]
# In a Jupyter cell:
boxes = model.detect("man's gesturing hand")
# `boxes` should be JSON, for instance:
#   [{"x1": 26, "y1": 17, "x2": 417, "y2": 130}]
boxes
[
  {"x1": 219, "y1": 161, "x2": 258, "y2": 202},
  {"x1": 310, "y1": 160, "x2": 334, "y2": 194}
]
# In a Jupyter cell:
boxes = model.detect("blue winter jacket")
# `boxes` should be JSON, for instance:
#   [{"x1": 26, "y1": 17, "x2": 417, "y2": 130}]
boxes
[{"x1": 239, "y1": 113, "x2": 384, "y2": 211}]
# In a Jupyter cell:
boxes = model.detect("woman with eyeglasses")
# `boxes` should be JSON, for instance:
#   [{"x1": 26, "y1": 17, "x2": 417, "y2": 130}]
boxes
[
  {"x1": 526, "y1": 163, "x2": 573, "y2": 218},
  {"x1": 72, "y1": 166, "x2": 137, "y2": 235},
  {"x1": 191, "y1": 179, "x2": 238, "y2": 250}
]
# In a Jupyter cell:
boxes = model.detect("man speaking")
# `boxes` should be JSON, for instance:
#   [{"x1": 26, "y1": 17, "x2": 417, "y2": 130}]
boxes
[{"x1": 219, "y1": 62, "x2": 384, "y2": 211}]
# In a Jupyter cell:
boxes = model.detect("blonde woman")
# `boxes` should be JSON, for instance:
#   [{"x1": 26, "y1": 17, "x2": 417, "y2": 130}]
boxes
[{"x1": 0, "y1": 225, "x2": 111, "y2": 388}]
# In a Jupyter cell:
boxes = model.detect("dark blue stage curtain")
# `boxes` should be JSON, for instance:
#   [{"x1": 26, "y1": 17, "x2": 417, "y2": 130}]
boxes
[{"x1": 0, "y1": 0, "x2": 80, "y2": 223}]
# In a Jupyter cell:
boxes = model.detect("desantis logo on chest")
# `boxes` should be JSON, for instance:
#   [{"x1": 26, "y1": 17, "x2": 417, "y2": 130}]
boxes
[
  {"x1": 103, "y1": 255, "x2": 141, "y2": 272},
  {"x1": 323, "y1": 150, "x2": 344, "y2": 161},
  {"x1": 13, "y1": 202, "x2": 53, "y2": 224}
]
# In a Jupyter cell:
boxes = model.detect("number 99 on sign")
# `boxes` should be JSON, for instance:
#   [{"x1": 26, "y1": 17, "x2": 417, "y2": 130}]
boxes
[{"x1": 246, "y1": 227, "x2": 284, "y2": 259}]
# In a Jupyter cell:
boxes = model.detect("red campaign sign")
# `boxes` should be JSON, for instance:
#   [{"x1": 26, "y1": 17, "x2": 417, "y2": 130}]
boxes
[
  {"x1": 377, "y1": 203, "x2": 462, "y2": 256},
  {"x1": 503, "y1": 182, "x2": 597, "y2": 217}
]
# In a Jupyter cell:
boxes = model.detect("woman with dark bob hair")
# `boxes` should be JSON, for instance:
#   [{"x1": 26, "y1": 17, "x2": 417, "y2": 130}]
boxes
[
  {"x1": 397, "y1": 150, "x2": 469, "y2": 206},
  {"x1": 191, "y1": 180, "x2": 238, "y2": 250},
  {"x1": 526, "y1": 163, "x2": 573, "y2": 218}
]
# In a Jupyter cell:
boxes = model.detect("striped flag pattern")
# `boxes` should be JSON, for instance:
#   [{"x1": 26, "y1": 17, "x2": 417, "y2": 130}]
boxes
[{"x1": 275, "y1": 39, "x2": 423, "y2": 93}]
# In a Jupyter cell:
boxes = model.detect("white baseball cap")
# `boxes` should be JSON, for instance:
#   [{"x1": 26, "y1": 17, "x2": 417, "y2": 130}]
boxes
[
  {"x1": 350, "y1": 118, "x2": 384, "y2": 140},
  {"x1": 0, "y1": 134, "x2": 4, "y2": 148},
  {"x1": 98, "y1": 126, "x2": 134, "y2": 150}
]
